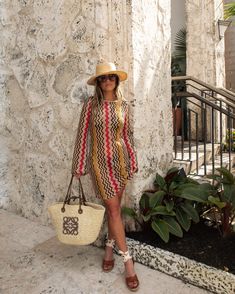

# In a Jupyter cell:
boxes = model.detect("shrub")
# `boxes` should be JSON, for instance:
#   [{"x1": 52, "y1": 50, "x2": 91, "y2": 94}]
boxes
[
  {"x1": 204, "y1": 167, "x2": 235, "y2": 238},
  {"x1": 122, "y1": 167, "x2": 203, "y2": 243}
]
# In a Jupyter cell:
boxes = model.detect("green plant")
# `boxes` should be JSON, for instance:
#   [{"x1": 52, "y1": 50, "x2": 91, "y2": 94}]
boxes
[
  {"x1": 173, "y1": 28, "x2": 187, "y2": 61},
  {"x1": 223, "y1": 128, "x2": 235, "y2": 151},
  {"x1": 204, "y1": 167, "x2": 235, "y2": 238},
  {"x1": 171, "y1": 27, "x2": 187, "y2": 95},
  {"x1": 171, "y1": 28, "x2": 187, "y2": 116},
  {"x1": 180, "y1": 167, "x2": 235, "y2": 238},
  {"x1": 224, "y1": 2, "x2": 235, "y2": 21},
  {"x1": 122, "y1": 167, "x2": 203, "y2": 243}
]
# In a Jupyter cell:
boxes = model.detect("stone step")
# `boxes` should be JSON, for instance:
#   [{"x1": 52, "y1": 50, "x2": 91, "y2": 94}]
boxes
[
  {"x1": 173, "y1": 151, "x2": 213, "y2": 175},
  {"x1": 173, "y1": 143, "x2": 235, "y2": 178},
  {"x1": 190, "y1": 153, "x2": 235, "y2": 180},
  {"x1": 176, "y1": 143, "x2": 221, "y2": 155},
  {"x1": 173, "y1": 143, "x2": 221, "y2": 175}
]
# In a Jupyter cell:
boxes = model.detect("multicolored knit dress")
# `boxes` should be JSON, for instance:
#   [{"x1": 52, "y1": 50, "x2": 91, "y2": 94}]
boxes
[{"x1": 71, "y1": 97, "x2": 138, "y2": 200}]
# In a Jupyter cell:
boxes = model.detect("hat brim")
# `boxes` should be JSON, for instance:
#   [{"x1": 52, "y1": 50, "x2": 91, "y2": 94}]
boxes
[{"x1": 87, "y1": 70, "x2": 127, "y2": 86}]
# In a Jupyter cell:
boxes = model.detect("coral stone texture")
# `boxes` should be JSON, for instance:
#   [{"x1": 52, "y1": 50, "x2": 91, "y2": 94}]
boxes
[
  {"x1": 186, "y1": 0, "x2": 225, "y2": 86},
  {"x1": 224, "y1": 0, "x2": 235, "y2": 92},
  {"x1": 0, "y1": 0, "x2": 172, "y2": 224},
  {"x1": 185, "y1": 0, "x2": 226, "y2": 141}
]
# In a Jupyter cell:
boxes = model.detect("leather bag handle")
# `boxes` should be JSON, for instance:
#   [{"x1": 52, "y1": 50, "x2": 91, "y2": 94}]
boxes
[{"x1": 61, "y1": 175, "x2": 87, "y2": 214}]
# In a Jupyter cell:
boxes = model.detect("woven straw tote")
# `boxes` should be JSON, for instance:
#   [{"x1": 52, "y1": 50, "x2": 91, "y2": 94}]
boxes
[{"x1": 48, "y1": 176, "x2": 105, "y2": 245}]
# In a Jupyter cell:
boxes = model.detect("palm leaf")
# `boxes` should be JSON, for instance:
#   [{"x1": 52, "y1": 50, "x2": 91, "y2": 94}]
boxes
[
  {"x1": 173, "y1": 28, "x2": 186, "y2": 60},
  {"x1": 224, "y1": 3, "x2": 235, "y2": 20}
]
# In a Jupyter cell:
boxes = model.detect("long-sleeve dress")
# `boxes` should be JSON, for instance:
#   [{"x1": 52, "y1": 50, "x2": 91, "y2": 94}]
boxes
[{"x1": 71, "y1": 96, "x2": 138, "y2": 200}]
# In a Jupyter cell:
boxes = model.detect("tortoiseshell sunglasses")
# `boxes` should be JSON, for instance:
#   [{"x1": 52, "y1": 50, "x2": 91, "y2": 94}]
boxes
[{"x1": 97, "y1": 74, "x2": 118, "y2": 83}]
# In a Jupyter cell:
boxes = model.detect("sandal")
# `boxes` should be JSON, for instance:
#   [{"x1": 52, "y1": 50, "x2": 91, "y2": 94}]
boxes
[
  {"x1": 119, "y1": 250, "x2": 139, "y2": 292},
  {"x1": 102, "y1": 238, "x2": 115, "y2": 272}
]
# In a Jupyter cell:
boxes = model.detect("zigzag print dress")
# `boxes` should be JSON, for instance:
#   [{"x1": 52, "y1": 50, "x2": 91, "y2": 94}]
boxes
[{"x1": 71, "y1": 97, "x2": 138, "y2": 200}]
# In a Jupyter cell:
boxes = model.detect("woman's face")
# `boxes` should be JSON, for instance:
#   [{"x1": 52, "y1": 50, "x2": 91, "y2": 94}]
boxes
[{"x1": 97, "y1": 74, "x2": 118, "y2": 92}]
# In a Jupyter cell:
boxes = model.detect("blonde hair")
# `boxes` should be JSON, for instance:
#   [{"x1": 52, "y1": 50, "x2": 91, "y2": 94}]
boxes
[{"x1": 93, "y1": 76, "x2": 124, "y2": 106}]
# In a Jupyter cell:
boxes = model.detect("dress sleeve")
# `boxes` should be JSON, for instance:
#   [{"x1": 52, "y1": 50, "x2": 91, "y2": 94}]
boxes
[
  {"x1": 123, "y1": 103, "x2": 138, "y2": 174},
  {"x1": 71, "y1": 98, "x2": 92, "y2": 176}
]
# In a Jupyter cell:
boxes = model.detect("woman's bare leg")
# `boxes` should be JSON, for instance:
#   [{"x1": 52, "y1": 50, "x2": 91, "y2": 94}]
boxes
[
  {"x1": 103, "y1": 219, "x2": 116, "y2": 261},
  {"x1": 103, "y1": 190, "x2": 122, "y2": 261},
  {"x1": 103, "y1": 191, "x2": 136, "y2": 281}
]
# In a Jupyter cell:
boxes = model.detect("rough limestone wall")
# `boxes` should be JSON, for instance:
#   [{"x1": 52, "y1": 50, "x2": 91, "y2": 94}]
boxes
[
  {"x1": 185, "y1": 0, "x2": 225, "y2": 141},
  {"x1": 224, "y1": 0, "x2": 235, "y2": 92},
  {"x1": 0, "y1": 0, "x2": 172, "y2": 226},
  {"x1": 214, "y1": 0, "x2": 226, "y2": 88},
  {"x1": 186, "y1": 0, "x2": 225, "y2": 85},
  {"x1": 124, "y1": 0, "x2": 172, "y2": 215}
]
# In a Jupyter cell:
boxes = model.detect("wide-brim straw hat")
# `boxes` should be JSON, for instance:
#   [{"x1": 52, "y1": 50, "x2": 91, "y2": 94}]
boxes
[{"x1": 87, "y1": 62, "x2": 127, "y2": 86}]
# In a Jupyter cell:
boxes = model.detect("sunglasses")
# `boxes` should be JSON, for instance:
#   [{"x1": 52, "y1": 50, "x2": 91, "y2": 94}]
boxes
[{"x1": 97, "y1": 74, "x2": 118, "y2": 83}]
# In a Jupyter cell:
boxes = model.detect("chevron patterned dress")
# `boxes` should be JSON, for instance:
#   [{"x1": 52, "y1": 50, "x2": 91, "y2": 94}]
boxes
[{"x1": 71, "y1": 97, "x2": 138, "y2": 200}]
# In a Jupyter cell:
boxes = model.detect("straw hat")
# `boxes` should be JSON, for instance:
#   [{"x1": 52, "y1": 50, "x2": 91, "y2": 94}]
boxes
[{"x1": 87, "y1": 62, "x2": 127, "y2": 86}]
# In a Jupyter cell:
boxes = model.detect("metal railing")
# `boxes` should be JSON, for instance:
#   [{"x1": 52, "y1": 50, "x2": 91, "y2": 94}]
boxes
[{"x1": 172, "y1": 76, "x2": 235, "y2": 176}]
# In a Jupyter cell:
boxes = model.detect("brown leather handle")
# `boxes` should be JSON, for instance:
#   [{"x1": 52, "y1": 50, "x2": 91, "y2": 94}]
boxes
[
  {"x1": 78, "y1": 178, "x2": 87, "y2": 204},
  {"x1": 61, "y1": 175, "x2": 87, "y2": 214}
]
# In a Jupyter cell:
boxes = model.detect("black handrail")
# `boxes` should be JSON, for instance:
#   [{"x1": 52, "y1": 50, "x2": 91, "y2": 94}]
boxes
[
  {"x1": 172, "y1": 76, "x2": 235, "y2": 177},
  {"x1": 172, "y1": 76, "x2": 235, "y2": 104}
]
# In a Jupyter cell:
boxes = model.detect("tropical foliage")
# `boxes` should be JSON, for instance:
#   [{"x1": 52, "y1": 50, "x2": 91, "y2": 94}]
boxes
[
  {"x1": 122, "y1": 167, "x2": 202, "y2": 243},
  {"x1": 223, "y1": 128, "x2": 235, "y2": 151},
  {"x1": 172, "y1": 28, "x2": 187, "y2": 61},
  {"x1": 122, "y1": 167, "x2": 235, "y2": 242},
  {"x1": 224, "y1": 2, "x2": 235, "y2": 20},
  {"x1": 205, "y1": 167, "x2": 235, "y2": 237},
  {"x1": 171, "y1": 28, "x2": 187, "y2": 107}
]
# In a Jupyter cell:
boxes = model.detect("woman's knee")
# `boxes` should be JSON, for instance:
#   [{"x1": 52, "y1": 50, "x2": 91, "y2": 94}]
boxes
[
  {"x1": 117, "y1": 186, "x2": 125, "y2": 198},
  {"x1": 105, "y1": 200, "x2": 121, "y2": 219},
  {"x1": 107, "y1": 206, "x2": 121, "y2": 219}
]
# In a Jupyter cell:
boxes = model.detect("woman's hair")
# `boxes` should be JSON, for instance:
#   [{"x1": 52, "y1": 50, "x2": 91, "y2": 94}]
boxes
[{"x1": 93, "y1": 75, "x2": 123, "y2": 106}]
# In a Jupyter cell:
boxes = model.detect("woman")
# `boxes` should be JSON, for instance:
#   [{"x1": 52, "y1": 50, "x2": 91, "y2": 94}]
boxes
[{"x1": 71, "y1": 62, "x2": 139, "y2": 291}]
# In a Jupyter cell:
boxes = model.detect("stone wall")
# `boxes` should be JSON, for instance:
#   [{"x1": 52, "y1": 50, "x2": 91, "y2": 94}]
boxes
[
  {"x1": 0, "y1": 0, "x2": 172, "y2": 226},
  {"x1": 224, "y1": 0, "x2": 235, "y2": 92},
  {"x1": 185, "y1": 0, "x2": 226, "y2": 141},
  {"x1": 123, "y1": 0, "x2": 172, "y2": 214},
  {"x1": 186, "y1": 0, "x2": 225, "y2": 86}
]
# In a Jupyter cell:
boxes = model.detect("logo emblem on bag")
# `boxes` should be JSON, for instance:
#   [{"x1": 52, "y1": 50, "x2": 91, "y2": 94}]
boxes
[{"x1": 63, "y1": 217, "x2": 79, "y2": 235}]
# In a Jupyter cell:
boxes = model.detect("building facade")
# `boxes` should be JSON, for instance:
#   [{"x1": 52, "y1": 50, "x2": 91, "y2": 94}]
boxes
[
  {"x1": 224, "y1": 0, "x2": 235, "y2": 92},
  {"x1": 0, "y1": 0, "x2": 227, "y2": 228},
  {"x1": 0, "y1": 0, "x2": 172, "y2": 225}
]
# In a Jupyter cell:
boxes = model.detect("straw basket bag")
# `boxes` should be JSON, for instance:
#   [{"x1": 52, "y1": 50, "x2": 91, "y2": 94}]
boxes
[{"x1": 48, "y1": 175, "x2": 105, "y2": 245}]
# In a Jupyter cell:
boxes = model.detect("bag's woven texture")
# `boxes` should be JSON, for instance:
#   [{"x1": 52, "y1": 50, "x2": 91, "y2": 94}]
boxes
[{"x1": 48, "y1": 201, "x2": 105, "y2": 245}]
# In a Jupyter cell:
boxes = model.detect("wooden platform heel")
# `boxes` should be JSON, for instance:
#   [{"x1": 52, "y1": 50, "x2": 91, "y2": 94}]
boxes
[
  {"x1": 119, "y1": 250, "x2": 139, "y2": 292},
  {"x1": 102, "y1": 238, "x2": 115, "y2": 272}
]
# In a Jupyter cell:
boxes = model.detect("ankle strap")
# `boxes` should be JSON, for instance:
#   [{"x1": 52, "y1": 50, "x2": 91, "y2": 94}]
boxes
[
  {"x1": 119, "y1": 250, "x2": 132, "y2": 263},
  {"x1": 106, "y1": 239, "x2": 115, "y2": 248}
]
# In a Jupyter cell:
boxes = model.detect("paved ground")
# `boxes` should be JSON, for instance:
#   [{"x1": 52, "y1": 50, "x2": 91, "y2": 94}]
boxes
[{"x1": 0, "y1": 209, "x2": 212, "y2": 294}]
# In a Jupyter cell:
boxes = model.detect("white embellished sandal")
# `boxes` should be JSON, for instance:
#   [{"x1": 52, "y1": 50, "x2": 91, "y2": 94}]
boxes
[
  {"x1": 119, "y1": 250, "x2": 139, "y2": 292},
  {"x1": 102, "y1": 238, "x2": 115, "y2": 272}
]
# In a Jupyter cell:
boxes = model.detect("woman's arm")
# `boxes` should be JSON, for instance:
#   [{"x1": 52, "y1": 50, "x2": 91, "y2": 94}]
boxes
[
  {"x1": 71, "y1": 98, "x2": 92, "y2": 177},
  {"x1": 123, "y1": 103, "x2": 138, "y2": 174}
]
